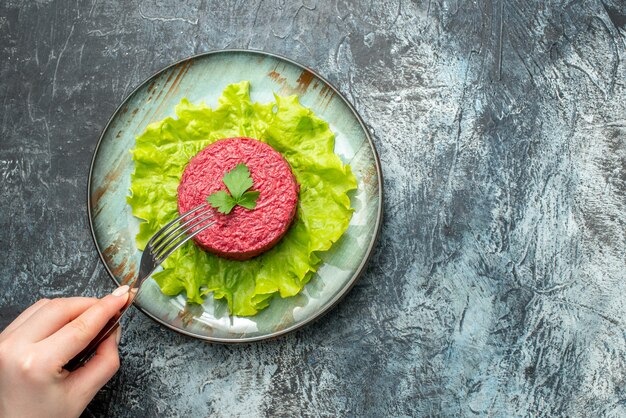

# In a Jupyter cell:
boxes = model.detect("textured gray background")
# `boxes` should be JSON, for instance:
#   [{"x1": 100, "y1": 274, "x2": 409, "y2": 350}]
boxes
[{"x1": 1, "y1": 0, "x2": 625, "y2": 416}]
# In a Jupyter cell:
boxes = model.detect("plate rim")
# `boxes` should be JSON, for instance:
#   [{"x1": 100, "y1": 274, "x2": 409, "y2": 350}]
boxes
[{"x1": 87, "y1": 48, "x2": 384, "y2": 343}]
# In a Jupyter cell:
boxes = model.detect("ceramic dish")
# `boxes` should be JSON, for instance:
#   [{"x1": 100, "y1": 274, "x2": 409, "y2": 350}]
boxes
[{"x1": 88, "y1": 50, "x2": 382, "y2": 342}]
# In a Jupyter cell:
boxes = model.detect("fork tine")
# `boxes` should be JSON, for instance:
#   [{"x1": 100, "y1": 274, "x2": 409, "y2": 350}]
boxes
[
  {"x1": 155, "y1": 219, "x2": 215, "y2": 264},
  {"x1": 147, "y1": 203, "x2": 209, "y2": 248},
  {"x1": 152, "y1": 211, "x2": 215, "y2": 256},
  {"x1": 150, "y1": 204, "x2": 211, "y2": 251}
]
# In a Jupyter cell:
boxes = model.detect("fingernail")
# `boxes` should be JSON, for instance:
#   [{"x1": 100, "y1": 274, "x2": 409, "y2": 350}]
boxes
[
  {"x1": 112, "y1": 285, "x2": 129, "y2": 297},
  {"x1": 115, "y1": 326, "x2": 122, "y2": 345}
]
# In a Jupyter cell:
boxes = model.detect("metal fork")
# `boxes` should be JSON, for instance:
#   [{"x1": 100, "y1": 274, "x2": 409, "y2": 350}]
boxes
[{"x1": 64, "y1": 203, "x2": 215, "y2": 371}]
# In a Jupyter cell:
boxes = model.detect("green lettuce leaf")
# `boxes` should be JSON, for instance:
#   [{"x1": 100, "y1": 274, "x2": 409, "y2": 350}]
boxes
[{"x1": 127, "y1": 81, "x2": 357, "y2": 316}]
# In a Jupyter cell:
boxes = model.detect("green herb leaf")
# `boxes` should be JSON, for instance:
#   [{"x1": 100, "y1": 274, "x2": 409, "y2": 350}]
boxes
[
  {"x1": 237, "y1": 190, "x2": 260, "y2": 209},
  {"x1": 222, "y1": 163, "x2": 254, "y2": 200},
  {"x1": 206, "y1": 190, "x2": 237, "y2": 214},
  {"x1": 207, "y1": 163, "x2": 259, "y2": 214}
]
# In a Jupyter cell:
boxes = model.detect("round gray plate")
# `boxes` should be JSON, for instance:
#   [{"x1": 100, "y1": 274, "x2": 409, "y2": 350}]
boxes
[{"x1": 88, "y1": 50, "x2": 382, "y2": 342}]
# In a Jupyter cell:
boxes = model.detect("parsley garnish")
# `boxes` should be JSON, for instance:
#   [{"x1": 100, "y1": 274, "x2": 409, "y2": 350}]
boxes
[{"x1": 207, "y1": 163, "x2": 260, "y2": 214}]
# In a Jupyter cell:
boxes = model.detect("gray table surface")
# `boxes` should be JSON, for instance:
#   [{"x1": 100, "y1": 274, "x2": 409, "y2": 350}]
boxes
[{"x1": 1, "y1": 0, "x2": 625, "y2": 416}]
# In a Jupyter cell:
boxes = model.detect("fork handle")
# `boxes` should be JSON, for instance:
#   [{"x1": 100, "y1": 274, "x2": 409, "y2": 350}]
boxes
[{"x1": 63, "y1": 314, "x2": 122, "y2": 372}]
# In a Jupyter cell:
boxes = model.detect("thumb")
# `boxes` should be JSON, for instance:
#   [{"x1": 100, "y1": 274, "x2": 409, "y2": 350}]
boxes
[{"x1": 66, "y1": 326, "x2": 122, "y2": 410}]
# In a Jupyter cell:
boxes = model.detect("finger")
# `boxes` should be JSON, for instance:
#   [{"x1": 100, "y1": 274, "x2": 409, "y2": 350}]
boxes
[
  {"x1": 44, "y1": 286, "x2": 129, "y2": 363},
  {"x1": 8, "y1": 297, "x2": 98, "y2": 342},
  {"x1": 0, "y1": 298, "x2": 51, "y2": 341},
  {"x1": 66, "y1": 327, "x2": 121, "y2": 408}
]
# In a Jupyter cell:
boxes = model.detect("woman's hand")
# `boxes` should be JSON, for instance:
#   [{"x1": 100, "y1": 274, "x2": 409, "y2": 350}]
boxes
[{"x1": 0, "y1": 286, "x2": 130, "y2": 418}]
